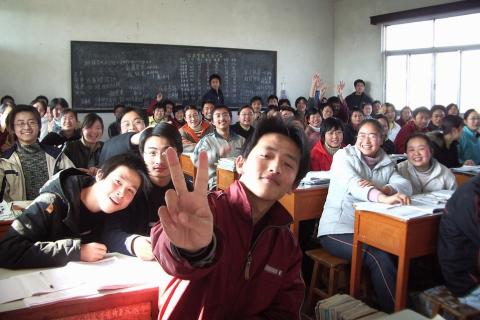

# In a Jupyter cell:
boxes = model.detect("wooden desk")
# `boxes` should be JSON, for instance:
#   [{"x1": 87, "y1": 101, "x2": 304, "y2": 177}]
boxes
[
  {"x1": 278, "y1": 186, "x2": 328, "y2": 238},
  {"x1": 216, "y1": 167, "x2": 328, "y2": 238},
  {"x1": 180, "y1": 153, "x2": 196, "y2": 180},
  {"x1": 350, "y1": 210, "x2": 441, "y2": 312},
  {"x1": 0, "y1": 255, "x2": 161, "y2": 320},
  {"x1": 0, "y1": 220, "x2": 12, "y2": 240},
  {"x1": 0, "y1": 286, "x2": 159, "y2": 320},
  {"x1": 454, "y1": 172, "x2": 474, "y2": 188}
]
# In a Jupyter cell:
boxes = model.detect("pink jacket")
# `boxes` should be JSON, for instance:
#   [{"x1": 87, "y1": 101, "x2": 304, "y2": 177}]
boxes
[{"x1": 150, "y1": 181, "x2": 305, "y2": 319}]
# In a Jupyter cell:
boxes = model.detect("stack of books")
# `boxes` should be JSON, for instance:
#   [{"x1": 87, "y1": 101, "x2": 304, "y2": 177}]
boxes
[
  {"x1": 217, "y1": 157, "x2": 236, "y2": 171},
  {"x1": 315, "y1": 294, "x2": 385, "y2": 319}
]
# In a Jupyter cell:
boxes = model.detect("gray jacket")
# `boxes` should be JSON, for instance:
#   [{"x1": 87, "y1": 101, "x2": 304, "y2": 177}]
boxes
[{"x1": 318, "y1": 145, "x2": 412, "y2": 237}]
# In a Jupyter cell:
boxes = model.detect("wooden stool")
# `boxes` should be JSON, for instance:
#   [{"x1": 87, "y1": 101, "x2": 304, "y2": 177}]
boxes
[
  {"x1": 419, "y1": 286, "x2": 480, "y2": 320},
  {"x1": 305, "y1": 248, "x2": 350, "y2": 311}
]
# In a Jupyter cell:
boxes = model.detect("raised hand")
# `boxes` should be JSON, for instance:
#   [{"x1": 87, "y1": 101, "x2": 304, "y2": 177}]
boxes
[
  {"x1": 337, "y1": 80, "x2": 345, "y2": 96},
  {"x1": 158, "y1": 148, "x2": 213, "y2": 253}
]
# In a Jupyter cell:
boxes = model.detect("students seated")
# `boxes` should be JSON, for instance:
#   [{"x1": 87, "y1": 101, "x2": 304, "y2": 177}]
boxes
[
  {"x1": 103, "y1": 123, "x2": 191, "y2": 260},
  {"x1": 171, "y1": 104, "x2": 186, "y2": 129},
  {"x1": 41, "y1": 108, "x2": 81, "y2": 147},
  {"x1": 304, "y1": 107, "x2": 322, "y2": 149},
  {"x1": 397, "y1": 133, "x2": 456, "y2": 194},
  {"x1": 427, "y1": 105, "x2": 446, "y2": 132},
  {"x1": 458, "y1": 109, "x2": 480, "y2": 165},
  {"x1": 63, "y1": 113, "x2": 104, "y2": 174},
  {"x1": 0, "y1": 154, "x2": 150, "y2": 269},
  {"x1": 201, "y1": 100, "x2": 215, "y2": 122},
  {"x1": 343, "y1": 107, "x2": 364, "y2": 146},
  {"x1": 151, "y1": 116, "x2": 309, "y2": 318},
  {"x1": 148, "y1": 102, "x2": 169, "y2": 126},
  {"x1": 107, "y1": 104, "x2": 126, "y2": 138},
  {"x1": 267, "y1": 94, "x2": 279, "y2": 106},
  {"x1": 394, "y1": 106, "x2": 431, "y2": 154},
  {"x1": 202, "y1": 73, "x2": 224, "y2": 106},
  {"x1": 310, "y1": 117, "x2": 344, "y2": 171},
  {"x1": 317, "y1": 119, "x2": 412, "y2": 312},
  {"x1": 98, "y1": 107, "x2": 147, "y2": 165},
  {"x1": 250, "y1": 96, "x2": 264, "y2": 123},
  {"x1": 1, "y1": 105, "x2": 74, "y2": 201},
  {"x1": 361, "y1": 102, "x2": 373, "y2": 119},
  {"x1": 178, "y1": 105, "x2": 213, "y2": 152},
  {"x1": 396, "y1": 106, "x2": 413, "y2": 127},
  {"x1": 384, "y1": 102, "x2": 401, "y2": 142},
  {"x1": 446, "y1": 103, "x2": 460, "y2": 116},
  {"x1": 438, "y1": 174, "x2": 480, "y2": 310},
  {"x1": 48, "y1": 98, "x2": 69, "y2": 134},
  {"x1": 231, "y1": 105, "x2": 255, "y2": 139},
  {"x1": 295, "y1": 96, "x2": 308, "y2": 125},
  {"x1": 192, "y1": 105, "x2": 245, "y2": 190},
  {"x1": 280, "y1": 105, "x2": 296, "y2": 122},
  {"x1": 31, "y1": 98, "x2": 49, "y2": 140},
  {"x1": 320, "y1": 103, "x2": 334, "y2": 120},
  {"x1": 427, "y1": 115, "x2": 464, "y2": 168},
  {"x1": 375, "y1": 114, "x2": 395, "y2": 154}
]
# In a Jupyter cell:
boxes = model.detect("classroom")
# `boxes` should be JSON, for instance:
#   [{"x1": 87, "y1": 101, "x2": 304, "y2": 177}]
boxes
[{"x1": 1, "y1": 0, "x2": 480, "y2": 319}]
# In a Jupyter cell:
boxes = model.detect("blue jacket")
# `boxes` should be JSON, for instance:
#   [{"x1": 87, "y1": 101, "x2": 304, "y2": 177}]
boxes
[{"x1": 458, "y1": 126, "x2": 480, "y2": 164}]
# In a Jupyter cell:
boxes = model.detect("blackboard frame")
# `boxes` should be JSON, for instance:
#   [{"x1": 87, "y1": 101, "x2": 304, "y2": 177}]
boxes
[{"x1": 70, "y1": 40, "x2": 277, "y2": 112}]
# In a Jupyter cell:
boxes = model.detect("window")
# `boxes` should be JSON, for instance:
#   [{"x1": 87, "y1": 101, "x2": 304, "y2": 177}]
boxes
[{"x1": 384, "y1": 13, "x2": 480, "y2": 112}]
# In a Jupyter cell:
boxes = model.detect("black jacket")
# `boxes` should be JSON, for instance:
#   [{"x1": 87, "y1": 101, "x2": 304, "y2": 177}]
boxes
[
  {"x1": 64, "y1": 139, "x2": 103, "y2": 169},
  {"x1": 427, "y1": 131, "x2": 461, "y2": 168},
  {"x1": 98, "y1": 132, "x2": 137, "y2": 165},
  {"x1": 0, "y1": 168, "x2": 105, "y2": 269},
  {"x1": 345, "y1": 92, "x2": 373, "y2": 110},
  {"x1": 202, "y1": 88, "x2": 224, "y2": 106},
  {"x1": 41, "y1": 129, "x2": 81, "y2": 148},
  {"x1": 438, "y1": 174, "x2": 480, "y2": 296}
]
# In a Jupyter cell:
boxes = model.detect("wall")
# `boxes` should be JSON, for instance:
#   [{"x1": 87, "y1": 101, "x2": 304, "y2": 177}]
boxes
[
  {"x1": 0, "y1": 0, "x2": 334, "y2": 139},
  {"x1": 333, "y1": 0, "x2": 458, "y2": 102}
]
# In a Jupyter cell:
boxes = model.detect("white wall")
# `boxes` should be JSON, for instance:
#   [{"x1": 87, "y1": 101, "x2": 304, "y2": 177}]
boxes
[
  {"x1": 0, "y1": 0, "x2": 334, "y2": 139},
  {"x1": 333, "y1": 0, "x2": 458, "y2": 102}
]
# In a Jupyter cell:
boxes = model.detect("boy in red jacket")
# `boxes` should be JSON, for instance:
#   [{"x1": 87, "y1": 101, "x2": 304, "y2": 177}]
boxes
[{"x1": 151, "y1": 117, "x2": 310, "y2": 319}]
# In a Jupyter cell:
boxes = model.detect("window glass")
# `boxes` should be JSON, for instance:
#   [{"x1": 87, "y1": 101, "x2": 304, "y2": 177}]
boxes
[
  {"x1": 385, "y1": 21, "x2": 433, "y2": 51},
  {"x1": 408, "y1": 54, "x2": 432, "y2": 108},
  {"x1": 435, "y1": 13, "x2": 480, "y2": 47},
  {"x1": 461, "y1": 50, "x2": 480, "y2": 110},
  {"x1": 385, "y1": 55, "x2": 407, "y2": 107},
  {"x1": 435, "y1": 51, "x2": 460, "y2": 106}
]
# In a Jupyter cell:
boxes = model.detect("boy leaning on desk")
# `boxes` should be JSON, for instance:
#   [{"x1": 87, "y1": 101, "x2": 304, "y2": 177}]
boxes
[{"x1": 0, "y1": 153, "x2": 150, "y2": 269}]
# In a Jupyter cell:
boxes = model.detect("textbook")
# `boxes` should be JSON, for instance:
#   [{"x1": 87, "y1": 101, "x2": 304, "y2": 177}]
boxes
[
  {"x1": 451, "y1": 165, "x2": 480, "y2": 175},
  {"x1": 217, "y1": 157, "x2": 236, "y2": 171},
  {"x1": 300, "y1": 171, "x2": 330, "y2": 186},
  {"x1": 0, "y1": 256, "x2": 161, "y2": 306},
  {"x1": 354, "y1": 190, "x2": 454, "y2": 221}
]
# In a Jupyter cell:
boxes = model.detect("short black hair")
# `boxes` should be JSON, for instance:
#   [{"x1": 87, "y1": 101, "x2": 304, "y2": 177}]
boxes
[
  {"x1": 212, "y1": 105, "x2": 231, "y2": 117},
  {"x1": 153, "y1": 102, "x2": 166, "y2": 112},
  {"x1": 238, "y1": 105, "x2": 253, "y2": 115},
  {"x1": 413, "y1": 106, "x2": 431, "y2": 118},
  {"x1": 81, "y1": 113, "x2": 104, "y2": 131},
  {"x1": 250, "y1": 96, "x2": 263, "y2": 104},
  {"x1": 305, "y1": 107, "x2": 321, "y2": 122},
  {"x1": 61, "y1": 108, "x2": 78, "y2": 120},
  {"x1": 99, "y1": 153, "x2": 151, "y2": 195},
  {"x1": 278, "y1": 98, "x2": 291, "y2": 107},
  {"x1": 241, "y1": 117, "x2": 309, "y2": 187},
  {"x1": 49, "y1": 97, "x2": 69, "y2": 109},
  {"x1": 209, "y1": 73, "x2": 221, "y2": 84},
  {"x1": 320, "y1": 117, "x2": 344, "y2": 143},
  {"x1": 441, "y1": 115, "x2": 463, "y2": 134},
  {"x1": 139, "y1": 122, "x2": 183, "y2": 155},
  {"x1": 30, "y1": 98, "x2": 47, "y2": 112},
  {"x1": 121, "y1": 107, "x2": 147, "y2": 125},
  {"x1": 445, "y1": 103, "x2": 458, "y2": 114},
  {"x1": 463, "y1": 108, "x2": 477, "y2": 120},
  {"x1": 354, "y1": 79, "x2": 365, "y2": 87},
  {"x1": 404, "y1": 132, "x2": 434, "y2": 154},
  {"x1": 295, "y1": 96, "x2": 307, "y2": 107},
  {"x1": 35, "y1": 95, "x2": 49, "y2": 105},
  {"x1": 184, "y1": 105, "x2": 199, "y2": 113},
  {"x1": 6, "y1": 104, "x2": 41, "y2": 140},
  {"x1": 358, "y1": 118, "x2": 384, "y2": 137},
  {"x1": 201, "y1": 100, "x2": 215, "y2": 108},
  {"x1": 1, "y1": 95, "x2": 14, "y2": 105},
  {"x1": 114, "y1": 104, "x2": 126, "y2": 112},
  {"x1": 267, "y1": 95, "x2": 278, "y2": 102},
  {"x1": 431, "y1": 104, "x2": 446, "y2": 114}
]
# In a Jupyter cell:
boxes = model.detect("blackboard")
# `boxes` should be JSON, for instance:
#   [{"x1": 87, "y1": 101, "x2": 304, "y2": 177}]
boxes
[{"x1": 71, "y1": 41, "x2": 277, "y2": 111}]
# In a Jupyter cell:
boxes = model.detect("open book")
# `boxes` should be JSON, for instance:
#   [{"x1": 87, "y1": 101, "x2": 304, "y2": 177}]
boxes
[
  {"x1": 0, "y1": 256, "x2": 161, "y2": 306},
  {"x1": 354, "y1": 190, "x2": 454, "y2": 221}
]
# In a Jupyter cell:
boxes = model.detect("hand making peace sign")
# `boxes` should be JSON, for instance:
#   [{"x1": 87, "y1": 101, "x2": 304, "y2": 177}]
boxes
[{"x1": 158, "y1": 148, "x2": 213, "y2": 253}]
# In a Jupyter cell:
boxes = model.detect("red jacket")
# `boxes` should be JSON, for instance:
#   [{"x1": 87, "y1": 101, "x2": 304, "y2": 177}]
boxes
[
  {"x1": 310, "y1": 141, "x2": 334, "y2": 171},
  {"x1": 393, "y1": 120, "x2": 427, "y2": 154},
  {"x1": 150, "y1": 181, "x2": 305, "y2": 319}
]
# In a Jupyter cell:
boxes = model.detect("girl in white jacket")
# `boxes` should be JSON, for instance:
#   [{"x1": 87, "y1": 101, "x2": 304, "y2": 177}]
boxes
[
  {"x1": 397, "y1": 133, "x2": 456, "y2": 194},
  {"x1": 317, "y1": 119, "x2": 412, "y2": 312}
]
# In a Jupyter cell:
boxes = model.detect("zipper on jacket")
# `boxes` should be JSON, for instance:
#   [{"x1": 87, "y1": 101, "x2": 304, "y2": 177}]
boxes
[{"x1": 243, "y1": 223, "x2": 291, "y2": 280}]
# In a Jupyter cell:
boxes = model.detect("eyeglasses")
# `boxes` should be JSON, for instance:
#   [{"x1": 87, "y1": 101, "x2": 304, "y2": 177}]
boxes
[{"x1": 14, "y1": 120, "x2": 38, "y2": 128}]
